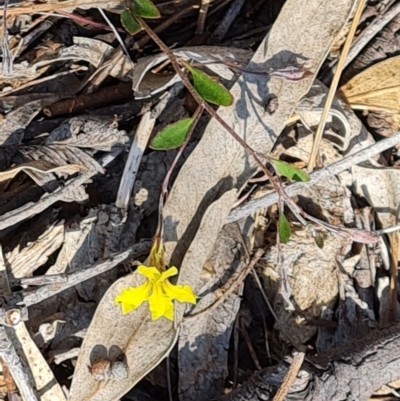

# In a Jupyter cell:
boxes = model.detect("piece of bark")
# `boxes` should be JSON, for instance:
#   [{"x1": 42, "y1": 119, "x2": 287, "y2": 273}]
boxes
[{"x1": 222, "y1": 324, "x2": 400, "y2": 401}]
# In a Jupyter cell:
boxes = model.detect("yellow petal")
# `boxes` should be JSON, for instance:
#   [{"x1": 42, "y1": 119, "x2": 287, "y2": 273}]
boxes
[
  {"x1": 115, "y1": 282, "x2": 151, "y2": 314},
  {"x1": 148, "y1": 284, "x2": 174, "y2": 321},
  {"x1": 137, "y1": 266, "x2": 161, "y2": 282},
  {"x1": 157, "y1": 266, "x2": 178, "y2": 283},
  {"x1": 162, "y1": 281, "x2": 197, "y2": 304}
]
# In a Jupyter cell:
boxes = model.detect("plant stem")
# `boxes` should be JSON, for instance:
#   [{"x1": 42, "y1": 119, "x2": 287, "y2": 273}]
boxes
[{"x1": 155, "y1": 105, "x2": 204, "y2": 241}]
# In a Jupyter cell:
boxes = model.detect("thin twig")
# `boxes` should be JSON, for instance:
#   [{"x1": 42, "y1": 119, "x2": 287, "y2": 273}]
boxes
[
  {"x1": 196, "y1": 0, "x2": 212, "y2": 35},
  {"x1": 97, "y1": 7, "x2": 133, "y2": 66},
  {"x1": 21, "y1": 244, "x2": 150, "y2": 308},
  {"x1": 272, "y1": 351, "x2": 305, "y2": 401},
  {"x1": 0, "y1": 0, "x2": 121, "y2": 15},
  {"x1": 250, "y1": 267, "x2": 279, "y2": 323},
  {"x1": 156, "y1": 104, "x2": 204, "y2": 239},
  {"x1": 166, "y1": 356, "x2": 173, "y2": 401},
  {"x1": 227, "y1": 130, "x2": 400, "y2": 223},
  {"x1": 375, "y1": 224, "x2": 400, "y2": 235},
  {"x1": 185, "y1": 248, "x2": 264, "y2": 321},
  {"x1": 238, "y1": 321, "x2": 262, "y2": 370},
  {"x1": 307, "y1": 0, "x2": 366, "y2": 172}
]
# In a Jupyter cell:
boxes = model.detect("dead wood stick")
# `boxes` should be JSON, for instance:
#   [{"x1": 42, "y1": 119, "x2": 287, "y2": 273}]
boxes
[
  {"x1": 0, "y1": 327, "x2": 38, "y2": 401},
  {"x1": 222, "y1": 323, "x2": 400, "y2": 401},
  {"x1": 227, "y1": 130, "x2": 400, "y2": 223},
  {"x1": 21, "y1": 243, "x2": 150, "y2": 308},
  {"x1": 272, "y1": 352, "x2": 305, "y2": 401},
  {"x1": 43, "y1": 83, "x2": 134, "y2": 117}
]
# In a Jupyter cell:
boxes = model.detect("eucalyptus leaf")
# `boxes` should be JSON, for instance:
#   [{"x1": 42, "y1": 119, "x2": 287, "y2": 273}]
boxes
[
  {"x1": 271, "y1": 159, "x2": 310, "y2": 182},
  {"x1": 151, "y1": 118, "x2": 194, "y2": 150},
  {"x1": 132, "y1": 0, "x2": 160, "y2": 18},
  {"x1": 121, "y1": 9, "x2": 141, "y2": 34},
  {"x1": 182, "y1": 61, "x2": 233, "y2": 106},
  {"x1": 68, "y1": 271, "x2": 177, "y2": 401},
  {"x1": 278, "y1": 213, "x2": 291, "y2": 244}
]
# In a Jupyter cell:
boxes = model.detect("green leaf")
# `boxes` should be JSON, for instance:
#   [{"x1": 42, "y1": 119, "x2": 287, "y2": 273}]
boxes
[
  {"x1": 132, "y1": 0, "x2": 160, "y2": 18},
  {"x1": 150, "y1": 118, "x2": 194, "y2": 150},
  {"x1": 121, "y1": 10, "x2": 142, "y2": 34},
  {"x1": 278, "y1": 213, "x2": 291, "y2": 244},
  {"x1": 182, "y1": 61, "x2": 233, "y2": 106},
  {"x1": 271, "y1": 159, "x2": 310, "y2": 182}
]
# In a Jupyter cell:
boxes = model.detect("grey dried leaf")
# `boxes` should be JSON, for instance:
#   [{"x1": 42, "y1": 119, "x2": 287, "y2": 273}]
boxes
[
  {"x1": 6, "y1": 220, "x2": 65, "y2": 278},
  {"x1": 0, "y1": 98, "x2": 58, "y2": 170},
  {"x1": 47, "y1": 214, "x2": 97, "y2": 275},
  {"x1": 178, "y1": 223, "x2": 251, "y2": 401},
  {"x1": 45, "y1": 115, "x2": 129, "y2": 152},
  {"x1": 68, "y1": 271, "x2": 177, "y2": 401},
  {"x1": 261, "y1": 229, "x2": 341, "y2": 345},
  {"x1": 21, "y1": 145, "x2": 104, "y2": 175},
  {"x1": 162, "y1": 0, "x2": 357, "y2": 266}
]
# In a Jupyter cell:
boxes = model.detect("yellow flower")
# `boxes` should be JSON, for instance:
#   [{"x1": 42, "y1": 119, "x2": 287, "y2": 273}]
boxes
[{"x1": 115, "y1": 265, "x2": 197, "y2": 321}]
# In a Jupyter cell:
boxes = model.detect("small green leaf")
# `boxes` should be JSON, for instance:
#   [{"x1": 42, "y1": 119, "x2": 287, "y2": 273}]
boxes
[
  {"x1": 182, "y1": 61, "x2": 233, "y2": 106},
  {"x1": 150, "y1": 118, "x2": 194, "y2": 150},
  {"x1": 132, "y1": 0, "x2": 160, "y2": 18},
  {"x1": 271, "y1": 159, "x2": 310, "y2": 182},
  {"x1": 121, "y1": 10, "x2": 142, "y2": 34},
  {"x1": 278, "y1": 213, "x2": 291, "y2": 244}
]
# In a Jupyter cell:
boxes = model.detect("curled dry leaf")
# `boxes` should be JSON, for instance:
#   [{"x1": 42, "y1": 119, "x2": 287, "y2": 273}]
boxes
[
  {"x1": 0, "y1": 37, "x2": 129, "y2": 83},
  {"x1": 0, "y1": 160, "x2": 85, "y2": 182},
  {"x1": 339, "y1": 55, "x2": 400, "y2": 116},
  {"x1": 45, "y1": 116, "x2": 129, "y2": 152}
]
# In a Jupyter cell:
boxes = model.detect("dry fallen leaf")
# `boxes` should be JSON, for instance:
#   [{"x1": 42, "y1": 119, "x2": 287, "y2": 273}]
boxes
[
  {"x1": 68, "y1": 190, "x2": 235, "y2": 401},
  {"x1": 162, "y1": 0, "x2": 357, "y2": 264},
  {"x1": 339, "y1": 55, "x2": 400, "y2": 116},
  {"x1": 67, "y1": 271, "x2": 177, "y2": 401},
  {"x1": 0, "y1": 160, "x2": 85, "y2": 182}
]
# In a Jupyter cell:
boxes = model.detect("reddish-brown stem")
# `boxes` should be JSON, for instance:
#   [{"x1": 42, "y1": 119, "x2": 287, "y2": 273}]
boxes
[{"x1": 155, "y1": 104, "x2": 204, "y2": 241}]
